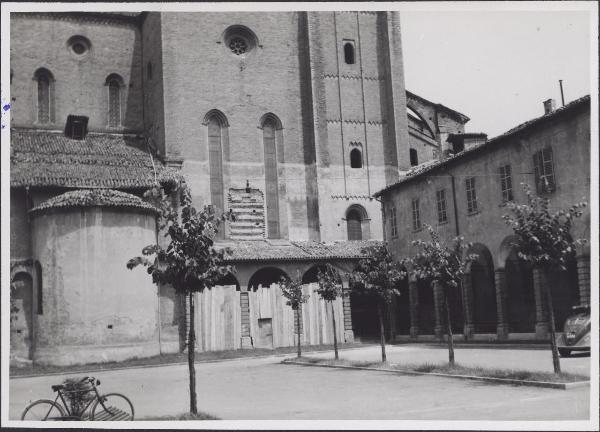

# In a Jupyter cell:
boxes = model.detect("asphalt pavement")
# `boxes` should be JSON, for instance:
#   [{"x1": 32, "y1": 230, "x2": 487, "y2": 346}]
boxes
[{"x1": 8, "y1": 344, "x2": 591, "y2": 421}]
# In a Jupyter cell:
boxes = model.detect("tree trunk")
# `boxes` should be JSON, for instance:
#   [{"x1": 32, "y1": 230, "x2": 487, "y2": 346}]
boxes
[
  {"x1": 188, "y1": 291, "x2": 198, "y2": 414},
  {"x1": 544, "y1": 275, "x2": 561, "y2": 374},
  {"x1": 296, "y1": 307, "x2": 302, "y2": 358},
  {"x1": 443, "y1": 287, "x2": 455, "y2": 367},
  {"x1": 331, "y1": 301, "x2": 339, "y2": 360},
  {"x1": 377, "y1": 301, "x2": 386, "y2": 363}
]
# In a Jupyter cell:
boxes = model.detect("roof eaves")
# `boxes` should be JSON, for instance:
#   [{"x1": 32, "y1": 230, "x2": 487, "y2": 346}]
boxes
[{"x1": 374, "y1": 94, "x2": 590, "y2": 198}]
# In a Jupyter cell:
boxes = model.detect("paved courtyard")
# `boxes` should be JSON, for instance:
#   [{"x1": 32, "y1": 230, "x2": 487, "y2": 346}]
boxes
[{"x1": 9, "y1": 345, "x2": 590, "y2": 421}]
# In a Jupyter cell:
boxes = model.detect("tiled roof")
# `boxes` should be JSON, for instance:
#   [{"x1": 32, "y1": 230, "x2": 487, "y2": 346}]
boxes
[
  {"x1": 29, "y1": 189, "x2": 158, "y2": 216},
  {"x1": 10, "y1": 129, "x2": 181, "y2": 189},
  {"x1": 216, "y1": 240, "x2": 383, "y2": 262},
  {"x1": 375, "y1": 94, "x2": 591, "y2": 197}
]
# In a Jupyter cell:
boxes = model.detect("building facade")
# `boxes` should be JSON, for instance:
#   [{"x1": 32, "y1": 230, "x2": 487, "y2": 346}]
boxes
[
  {"x1": 376, "y1": 96, "x2": 591, "y2": 341},
  {"x1": 10, "y1": 11, "x2": 454, "y2": 365}
]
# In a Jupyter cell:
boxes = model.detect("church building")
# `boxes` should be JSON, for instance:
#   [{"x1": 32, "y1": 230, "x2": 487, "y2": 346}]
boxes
[{"x1": 10, "y1": 11, "x2": 461, "y2": 365}]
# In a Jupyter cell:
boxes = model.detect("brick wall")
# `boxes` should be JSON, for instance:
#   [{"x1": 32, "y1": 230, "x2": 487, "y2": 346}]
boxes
[{"x1": 10, "y1": 13, "x2": 143, "y2": 133}]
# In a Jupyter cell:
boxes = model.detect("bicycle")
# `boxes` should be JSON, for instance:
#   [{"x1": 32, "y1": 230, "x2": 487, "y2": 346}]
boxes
[{"x1": 21, "y1": 376, "x2": 134, "y2": 421}]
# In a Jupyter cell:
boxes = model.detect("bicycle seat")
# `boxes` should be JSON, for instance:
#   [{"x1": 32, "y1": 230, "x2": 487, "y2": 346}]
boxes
[{"x1": 51, "y1": 384, "x2": 64, "y2": 392}]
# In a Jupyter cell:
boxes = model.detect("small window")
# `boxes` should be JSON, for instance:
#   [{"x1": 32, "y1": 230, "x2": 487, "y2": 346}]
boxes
[
  {"x1": 390, "y1": 206, "x2": 398, "y2": 238},
  {"x1": 466, "y1": 177, "x2": 478, "y2": 214},
  {"x1": 344, "y1": 41, "x2": 355, "y2": 64},
  {"x1": 499, "y1": 164, "x2": 514, "y2": 202},
  {"x1": 533, "y1": 147, "x2": 555, "y2": 193},
  {"x1": 409, "y1": 148, "x2": 419, "y2": 166},
  {"x1": 147, "y1": 62, "x2": 153, "y2": 81},
  {"x1": 436, "y1": 189, "x2": 448, "y2": 224},
  {"x1": 350, "y1": 148, "x2": 363, "y2": 168},
  {"x1": 34, "y1": 68, "x2": 53, "y2": 124},
  {"x1": 411, "y1": 198, "x2": 421, "y2": 231}
]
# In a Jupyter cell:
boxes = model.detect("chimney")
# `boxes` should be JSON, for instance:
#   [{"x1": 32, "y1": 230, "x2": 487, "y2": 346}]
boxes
[{"x1": 543, "y1": 99, "x2": 556, "y2": 115}]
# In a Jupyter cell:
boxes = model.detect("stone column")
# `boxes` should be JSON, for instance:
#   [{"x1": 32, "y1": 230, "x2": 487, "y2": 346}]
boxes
[
  {"x1": 432, "y1": 281, "x2": 444, "y2": 340},
  {"x1": 576, "y1": 255, "x2": 590, "y2": 306},
  {"x1": 341, "y1": 280, "x2": 354, "y2": 343},
  {"x1": 408, "y1": 279, "x2": 419, "y2": 339},
  {"x1": 461, "y1": 275, "x2": 475, "y2": 339},
  {"x1": 532, "y1": 267, "x2": 549, "y2": 338},
  {"x1": 494, "y1": 268, "x2": 509, "y2": 340}
]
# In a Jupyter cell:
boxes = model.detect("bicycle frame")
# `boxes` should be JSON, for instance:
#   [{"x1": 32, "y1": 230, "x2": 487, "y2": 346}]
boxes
[{"x1": 50, "y1": 380, "x2": 104, "y2": 420}]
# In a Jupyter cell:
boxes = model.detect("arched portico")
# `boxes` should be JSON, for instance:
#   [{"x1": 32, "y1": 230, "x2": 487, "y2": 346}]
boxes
[{"x1": 465, "y1": 243, "x2": 496, "y2": 334}]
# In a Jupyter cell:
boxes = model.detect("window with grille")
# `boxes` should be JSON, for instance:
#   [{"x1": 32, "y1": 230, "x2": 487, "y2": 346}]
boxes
[
  {"x1": 390, "y1": 206, "x2": 398, "y2": 238},
  {"x1": 263, "y1": 119, "x2": 280, "y2": 239},
  {"x1": 36, "y1": 71, "x2": 51, "y2": 124},
  {"x1": 108, "y1": 79, "x2": 121, "y2": 128},
  {"x1": 411, "y1": 198, "x2": 421, "y2": 231},
  {"x1": 436, "y1": 189, "x2": 448, "y2": 224},
  {"x1": 499, "y1": 164, "x2": 513, "y2": 202},
  {"x1": 208, "y1": 116, "x2": 225, "y2": 240},
  {"x1": 347, "y1": 209, "x2": 362, "y2": 240},
  {"x1": 533, "y1": 147, "x2": 555, "y2": 193},
  {"x1": 465, "y1": 177, "x2": 478, "y2": 214}
]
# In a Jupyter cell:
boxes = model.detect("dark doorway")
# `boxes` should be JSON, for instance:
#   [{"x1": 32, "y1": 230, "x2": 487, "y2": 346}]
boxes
[
  {"x1": 418, "y1": 279, "x2": 435, "y2": 335},
  {"x1": 394, "y1": 275, "x2": 411, "y2": 335},
  {"x1": 546, "y1": 259, "x2": 579, "y2": 330},
  {"x1": 469, "y1": 245, "x2": 497, "y2": 334},
  {"x1": 350, "y1": 291, "x2": 382, "y2": 341},
  {"x1": 505, "y1": 250, "x2": 535, "y2": 333}
]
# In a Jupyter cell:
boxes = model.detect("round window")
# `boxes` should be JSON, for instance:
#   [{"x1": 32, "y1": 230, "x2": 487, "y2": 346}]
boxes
[
  {"x1": 222, "y1": 26, "x2": 258, "y2": 58},
  {"x1": 67, "y1": 35, "x2": 91, "y2": 58}
]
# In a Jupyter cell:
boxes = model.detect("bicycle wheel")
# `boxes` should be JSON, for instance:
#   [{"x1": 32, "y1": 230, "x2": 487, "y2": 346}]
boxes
[
  {"x1": 21, "y1": 399, "x2": 66, "y2": 421},
  {"x1": 90, "y1": 393, "x2": 134, "y2": 421}
]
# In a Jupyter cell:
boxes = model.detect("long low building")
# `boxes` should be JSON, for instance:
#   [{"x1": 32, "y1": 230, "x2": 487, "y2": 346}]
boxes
[{"x1": 375, "y1": 95, "x2": 591, "y2": 341}]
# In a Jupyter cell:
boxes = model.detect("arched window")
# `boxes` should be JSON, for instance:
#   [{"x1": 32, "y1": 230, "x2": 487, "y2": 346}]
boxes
[
  {"x1": 206, "y1": 113, "x2": 226, "y2": 238},
  {"x1": 344, "y1": 42, "x2": 355, "y2": 65},
  {"x1": 34, "y1": 68, "x2": 54, "y2": 124},
  {"x1": 262, "y1": 116, "x2": 281, "y2": 239},
  {"x1": 105, "y1": 74, "x2": 123, "y2": 128},
  {"x1": 346, "y1": 209, "x2": 362, "y2": 240},
  {"x1": 409, "y1": 148, "x2": 419, "y2": 166},
  {"x1": 350, "y1": 148, "x2": 363, "y2": 168},
  {"x1": 34, "y1": 261, "x2": 43, "y2": 315}
]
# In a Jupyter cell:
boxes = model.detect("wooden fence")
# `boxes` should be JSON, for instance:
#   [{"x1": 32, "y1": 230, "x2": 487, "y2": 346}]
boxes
[{"x1": 192, "y1": 283, "x2": 345, "y2": 351}]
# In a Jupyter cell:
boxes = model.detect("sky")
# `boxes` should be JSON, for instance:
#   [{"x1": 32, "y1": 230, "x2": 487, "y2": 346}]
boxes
[{"x1": 400, "y1": 10, "x2": 592, "y2": 138}]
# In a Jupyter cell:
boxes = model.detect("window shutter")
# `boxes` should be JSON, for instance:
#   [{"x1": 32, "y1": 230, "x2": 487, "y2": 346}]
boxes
[
  {"x1": 533, "y1": 151, "x2": 543, "y2": 193},
  {"x1": 542, "y1": 147, "x2": 555, "y2": 191}
]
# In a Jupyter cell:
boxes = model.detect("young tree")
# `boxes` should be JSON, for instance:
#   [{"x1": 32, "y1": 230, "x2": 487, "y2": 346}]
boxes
[
  {"x1": 406, "y1": 225, "x2": 475, "y2": 367},
  {"x1": 127, "y1": 183, "x2": 234, "y2": 414},
  {"x1": 351, "y1": 245, "x2": 402, "y2": 363},
  {"x1": 280, "y1": 273, "x2": 310, "y2": 358},
  {"x1": 503, "y1": 183, "x2": 587, "y2": 374},
  {"x1": 316, "y1": 264, "x2": 344, "y2": 360}
]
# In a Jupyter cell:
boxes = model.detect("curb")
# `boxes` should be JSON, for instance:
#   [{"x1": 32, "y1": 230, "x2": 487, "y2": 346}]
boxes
[
  {"x1": 281, "y1": 360, "x2": 591, "y2": 390},
  {"x1": 10, "y1": 345, "x2": 375, "y2": 380}
]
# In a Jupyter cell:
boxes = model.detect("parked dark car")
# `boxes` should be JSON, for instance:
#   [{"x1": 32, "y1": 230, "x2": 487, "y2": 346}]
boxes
[{"x1": 557, "y1": 305, "x2": 590, "y2": 357}]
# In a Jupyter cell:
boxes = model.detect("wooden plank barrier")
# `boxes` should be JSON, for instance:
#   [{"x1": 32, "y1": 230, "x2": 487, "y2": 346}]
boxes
[{"x1": 192, "y1": 283, "x2": 345, "y2": 352}]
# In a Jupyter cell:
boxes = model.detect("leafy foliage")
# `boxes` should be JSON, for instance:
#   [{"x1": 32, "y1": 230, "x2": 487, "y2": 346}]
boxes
[
  {"x1": 315, "y1": 264, "x2": 344, "y2": 302},
  {"x1": 280, "y1": 273, "x2": 310, "y2": 310},
  {"x1": 126, "y1": 183, "x2": 234, "y2": 294},
  {"x1": 350, "y1": 244, "x2": 403, "y2": 303},
  {"x1": 406, "y1": 225, "x2": 476, "y2": 290},
  {"x1": 502, "y1": 183, "x2": 587, "y2": 271}
]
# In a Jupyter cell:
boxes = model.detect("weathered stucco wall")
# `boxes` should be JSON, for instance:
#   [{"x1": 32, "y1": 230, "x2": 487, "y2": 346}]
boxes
[{"x1": 31, "y1": 207, "x2": 159, "y2": 365}]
